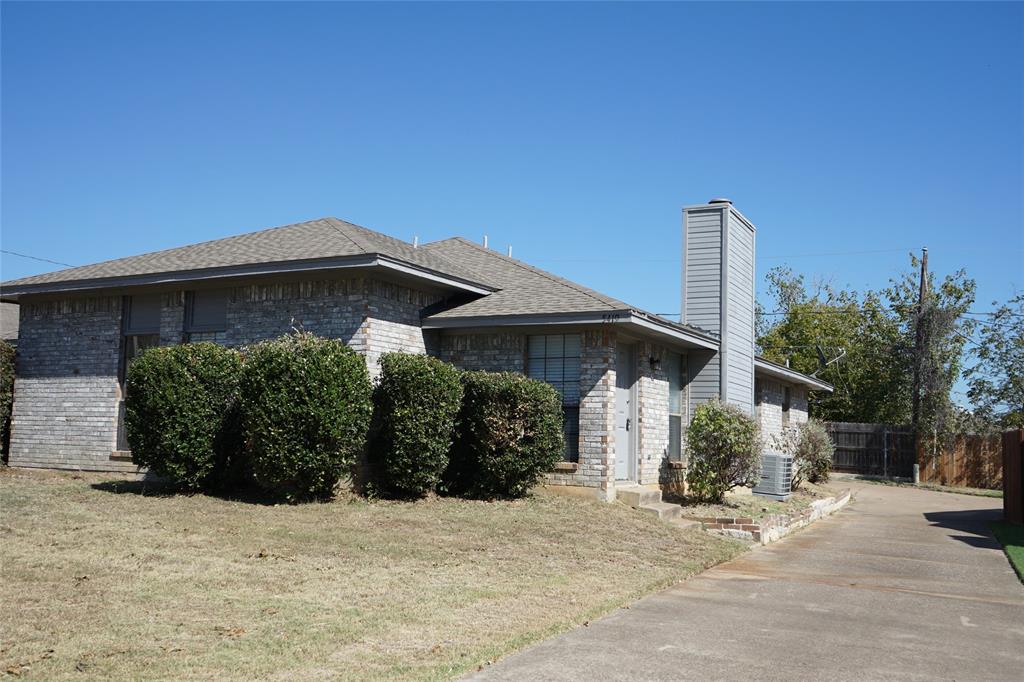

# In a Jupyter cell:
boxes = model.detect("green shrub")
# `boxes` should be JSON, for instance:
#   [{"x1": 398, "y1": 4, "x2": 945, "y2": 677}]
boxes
[
  {"x1": 125, "y1": 342, "x2": 243, "y2": 490},
  {"x1": 792, "y1": 419, "x2": 834, "y2": 489},
  {"x1": 0, "y1": 340, "x2": 14, "y2": 461},
  {"x1": 239, "y1": 332, "x2": 372, "y2": 501},
  {"x1": 370, "y1": 353, "x2": 463, "y2": 498},
  {"x1": 685, "y1": 400, "x2": 762, "y2": 503},
  {"x1": 444, "y1": 371, "x2": 564, "y2": 499}
]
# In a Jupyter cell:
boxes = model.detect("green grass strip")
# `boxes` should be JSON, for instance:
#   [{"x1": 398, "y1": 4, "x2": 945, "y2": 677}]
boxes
[{"x1": 990, "y1": 521, "x2": 1024, "y2": 584}]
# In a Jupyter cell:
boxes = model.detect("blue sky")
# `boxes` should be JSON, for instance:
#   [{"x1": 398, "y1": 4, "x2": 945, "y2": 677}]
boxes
[{"x1": 2, "y1": 3, "x2": 1022, "y2": 376}]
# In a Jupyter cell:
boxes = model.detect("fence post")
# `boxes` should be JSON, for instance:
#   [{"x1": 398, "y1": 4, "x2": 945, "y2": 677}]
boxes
[
  {"x1": 883, "y1": 428, "x2": 889, "y2": 479},
  {"x1": 913, "y1": 463, "x2": 920, "y2": 485}
]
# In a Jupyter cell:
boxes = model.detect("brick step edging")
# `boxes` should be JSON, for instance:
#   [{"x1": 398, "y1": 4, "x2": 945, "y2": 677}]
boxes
[{"x1": 686, "y1": 489, "x2": 853, "y2": 545}]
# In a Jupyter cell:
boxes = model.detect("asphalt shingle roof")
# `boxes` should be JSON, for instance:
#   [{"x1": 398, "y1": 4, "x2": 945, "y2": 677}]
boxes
[
  {"x1": 421, "y1": 238, "x2": 630, "y2": 317},
  {"x1": 1, "y1": 218, "x2": 490, "y2": 289},
  {"x1": 420, "y1": 239, "x2": 715, "y2": 345}
]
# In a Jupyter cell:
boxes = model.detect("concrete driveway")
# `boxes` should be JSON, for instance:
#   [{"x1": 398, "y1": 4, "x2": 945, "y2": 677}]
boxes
[{"x1": 468, "y1": 482, "x2": 1024, "y2": 681}]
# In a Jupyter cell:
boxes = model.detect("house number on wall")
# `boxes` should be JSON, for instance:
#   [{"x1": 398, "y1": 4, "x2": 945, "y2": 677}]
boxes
[{"x1": 601, "y1": 313, "x2": 622, "y2": 323}]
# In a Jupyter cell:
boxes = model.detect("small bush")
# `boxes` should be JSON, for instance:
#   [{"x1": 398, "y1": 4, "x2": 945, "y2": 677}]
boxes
[
  {"x1": 239, "y1": 332, "x2": 372, "y2": 501},
  {"x1": 444, "y1": 371, "x2": 564, "y2": 499},
  {"x1": 0, "y1": 340, "x2": 14, "y2": 461},
  {"x1": 370, "y1": 353, "x2": 463, "y2": 498},
  {"x1": 685, "y1": 400, "x2": 761, "y2": 503},
  {"x1": 125, "y1": 342, "x2": 243, "y2": 490},
  {"x1": 792, "y1": 419, "x2": 834, "y2": 489}
]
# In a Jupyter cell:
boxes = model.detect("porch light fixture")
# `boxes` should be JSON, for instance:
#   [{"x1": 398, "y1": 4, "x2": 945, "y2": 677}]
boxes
[{"x1": 649, "y1": 355, "x2": 661, "y2": 371}]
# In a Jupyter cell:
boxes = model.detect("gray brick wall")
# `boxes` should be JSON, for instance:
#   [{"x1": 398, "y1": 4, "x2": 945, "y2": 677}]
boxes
[
  {"x1": 756, "y1": 377, "x2": 809, "y2": 451},
  {"x1": 636, "y1": 341, "x2": 670, "y2": 486},
  {"x1": 9, "y1": 276, "x2": 439, "y2": 472},
  {"x1": 570, "y1": 330, "x2": 616, "y2": 499},
  {"x1": 434, "y1": 329, "x2": 616, "y2": 499},
  {"x1": 9, "y1": 296, "x2": 139, "y2": 472},
  {"x1": 159, "y1": 292, "x2": 186, "y2": 346},
  {"x1": 430, "y1": 332, "x2": 526, "y2": 372}
]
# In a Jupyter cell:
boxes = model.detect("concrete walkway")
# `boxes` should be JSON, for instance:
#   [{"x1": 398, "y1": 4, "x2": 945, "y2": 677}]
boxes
[{"x1": 468, "y1": 482, "x2": 1024, "y2": 681}]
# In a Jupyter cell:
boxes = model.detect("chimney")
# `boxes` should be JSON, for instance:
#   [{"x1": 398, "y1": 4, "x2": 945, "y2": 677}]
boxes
[{"x1": 682, "y1": 198, "x2": 756, "y2": 414}]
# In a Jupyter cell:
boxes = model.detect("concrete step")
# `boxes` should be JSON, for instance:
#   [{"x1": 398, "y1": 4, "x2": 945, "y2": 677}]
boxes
[
  {"x1": 617, "y1": 485, "x2": 663, "y2": 508},
  {"x1": 636, "y1": 501, "x2": 682, "y2": 521}
]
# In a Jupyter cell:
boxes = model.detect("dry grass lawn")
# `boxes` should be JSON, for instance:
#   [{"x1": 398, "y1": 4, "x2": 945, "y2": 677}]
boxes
[{"x1": 0, "y1": 468, "x2": 745, "y2": 680}]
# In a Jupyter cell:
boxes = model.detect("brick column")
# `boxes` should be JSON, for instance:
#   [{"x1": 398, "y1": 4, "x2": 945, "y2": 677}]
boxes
[
  {"x1": 579, "y1": 329, "x2": 616, "y2": 501},
  {"x1": 636, "y1": 341, "x2": 669, "y2": 485},
  {"x1": 159, "y1": 291, "x2": 185, "y2": 346}
]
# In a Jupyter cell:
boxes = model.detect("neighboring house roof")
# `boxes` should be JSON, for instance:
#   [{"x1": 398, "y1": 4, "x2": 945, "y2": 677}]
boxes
[
  {"x1": 0, "y1": 218, "x2": 494, "y2": 298},
  {"x1": 755, "y1": 356, "x2": 833, "y2": 392},
  {"x1": 420, "y1": 237, "x2": 718, "y2": 350},
  {"x1": 0, "y1": 302, "x2": 17, "y2": 341}
]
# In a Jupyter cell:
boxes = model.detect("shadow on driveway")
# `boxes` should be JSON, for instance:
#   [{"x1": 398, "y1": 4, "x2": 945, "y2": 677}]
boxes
[{"x1": 923, "y1": 507, "x2": 1004, "y2": 549}]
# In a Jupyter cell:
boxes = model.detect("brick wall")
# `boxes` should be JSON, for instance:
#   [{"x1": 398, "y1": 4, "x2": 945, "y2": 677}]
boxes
[
  {"x1": 8, "y1": 296, "x2": 138, "y2": 472},
  {"x1": 429, "y1": 332, "x2": 526, "y2": 372},
  {"x1": 636, "y1": 341, "x2": 669, "y2": 486},
  {"x1": 434, "y1": 329, "x2": 617, "y2": 499},
  {"x1": 182, "y1": 277, "x2": 436, "y2": 377},
  {"x1": 756, "y1": 376, "x2": 809, "y2": 451},
  {"x1": 159, "y1": 292, "x2": 185, "y2": 346},
  {"x1": 9, "y1": 276, "x2": 439, "y2": 472},
  {"x1": 570, "y1": 330, "x2": 616, "y2": 500}
]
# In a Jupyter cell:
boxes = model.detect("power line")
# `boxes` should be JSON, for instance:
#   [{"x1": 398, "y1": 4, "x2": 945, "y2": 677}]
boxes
[
  {"x1": 756, "y1": 309, "x2": 1022, "y2": 317},
  {"x1": 1, "y1": 249, "x2": 76, "y2": 268}
]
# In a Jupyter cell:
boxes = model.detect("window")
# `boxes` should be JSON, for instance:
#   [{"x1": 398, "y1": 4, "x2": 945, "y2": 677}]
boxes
[
  {"x1": 122, "y1": 294, "x2": 161, "y2": 368},
  {"x1": 528, "y1": 334, "x2": 581, "y2": 462},
  {"x1": 782, "y1": 386, "x2": 791, "y2": 428},
  {"x1": 118, "y1": 295, "x2": 162, "y2": 450},
  {"x1": 667, "y1": 352, "x2": 687, "y2": 462},
  {"x1": 185, "y1": 289, "x2": 228, "y2": 332}
]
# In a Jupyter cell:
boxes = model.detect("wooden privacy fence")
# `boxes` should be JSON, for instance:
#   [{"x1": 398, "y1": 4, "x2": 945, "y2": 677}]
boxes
[
  {"x1": 1004, "y1": 430, "x2": 1023, "y2": 525},
  {"x1": 917, "y1": 433, "x2": 1003, "y2": 489},
  {"x1": 824, "y1": 422, "x2": 916, "y2": 478}
]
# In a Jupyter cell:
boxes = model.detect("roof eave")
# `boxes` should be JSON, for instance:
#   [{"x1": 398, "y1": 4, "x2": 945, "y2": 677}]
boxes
[
  {"x1": 754, "y1": 357, "x2": 834, "y2": 392},
  {"x1": 0, "y1": 254, "x2": 494, "y2": 300},
  {"x1": 422, "y1": 309, "x2": 720, "y2": 351}
]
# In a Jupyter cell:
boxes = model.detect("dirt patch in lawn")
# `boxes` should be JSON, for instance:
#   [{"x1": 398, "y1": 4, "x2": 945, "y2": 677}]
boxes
[
  {"x1": 0, "y1": 467, "x2": 745, "y2": 680},
  {"x1": 675, "y1": 482, "x2": 840, "y2": 522}
]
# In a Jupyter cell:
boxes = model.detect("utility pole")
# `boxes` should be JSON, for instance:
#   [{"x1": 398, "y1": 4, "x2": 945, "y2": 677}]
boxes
[{"x1": 911, "y1": 247, "x2": 929, "y2": 434}]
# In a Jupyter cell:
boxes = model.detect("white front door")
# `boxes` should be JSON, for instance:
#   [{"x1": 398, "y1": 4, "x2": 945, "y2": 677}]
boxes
[{"x1": 614, "y1": 344, "x2": 634, "y2": 480}]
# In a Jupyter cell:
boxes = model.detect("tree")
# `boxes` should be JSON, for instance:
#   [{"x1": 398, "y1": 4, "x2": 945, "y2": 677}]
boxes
[
  {"x1": 966, "y1": 294, "x2": 1024, "y2": 429},
  {"x1": 885, "y1": 255, "x2": 976, "y2": 447},
  {"x1": 757, "y1": 255, "x2": 976, "y2": 436},
  {"x1": 757, "y1": 267, "x2": 909, "y2": 423}
]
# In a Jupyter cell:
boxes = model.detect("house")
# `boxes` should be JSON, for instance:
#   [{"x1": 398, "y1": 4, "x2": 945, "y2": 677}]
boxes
[{"x1": 0, "y1": 199, "x2": 830, "y2": 500}]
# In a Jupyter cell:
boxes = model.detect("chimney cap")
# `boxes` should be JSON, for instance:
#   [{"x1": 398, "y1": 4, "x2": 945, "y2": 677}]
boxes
[{"x1": 708, "y1": 197, "x2": 733, "y2": 205}]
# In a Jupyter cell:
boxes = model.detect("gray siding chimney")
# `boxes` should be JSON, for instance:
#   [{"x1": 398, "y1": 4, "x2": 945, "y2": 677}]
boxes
[{"x1": 682, "y1": 199, "x2": 756, "y2": 415}]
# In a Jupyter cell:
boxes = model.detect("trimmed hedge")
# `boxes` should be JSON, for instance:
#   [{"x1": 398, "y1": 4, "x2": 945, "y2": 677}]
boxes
[
  {"x1": 792, "y1": 419, "x2": 834, "y2": 489},
  {"x1": 370, "y1": 353, "x2": 463, "y2": 498},
  {"x1": 0, "y1": 340, "x2": 14, "y2": 461},
  {"x1": 239, "y1": 332, "x2": 372, "y2": 501},
  {"x1": 685, "y1": 400, "x2": 762, "y2": 503},
  {"x1": 125, "y1": 342, "x2": 243, "y2": 490},
  {"x1": 444, "y1": 371, "x2": 564, "y2": 499}
]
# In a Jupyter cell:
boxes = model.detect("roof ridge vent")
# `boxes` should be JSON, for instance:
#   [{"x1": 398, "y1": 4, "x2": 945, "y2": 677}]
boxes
[{"x1": 708, "y1": 197, "x2": 732, "y2": 205}]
